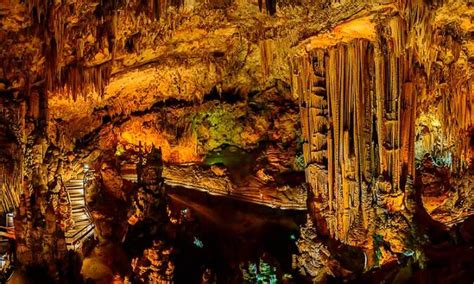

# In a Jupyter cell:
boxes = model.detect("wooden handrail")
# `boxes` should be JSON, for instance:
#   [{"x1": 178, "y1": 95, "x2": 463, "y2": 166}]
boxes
[
  {"x1": 66, "y1": 223, "x2": 94, "y2": 245},
  {"x1": 63, "y1": 174, "x2": 95, "y2": 250}
]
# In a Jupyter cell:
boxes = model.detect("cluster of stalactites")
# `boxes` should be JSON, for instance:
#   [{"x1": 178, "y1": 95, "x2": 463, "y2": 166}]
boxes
[
  {"x1": 24, "y1": 1, "x2": 118, "y2": 100},
  {"x1": 293, "y1": 0, "x2": 473, "y2": 255},
  {"x1": 147, "y1": 0, "x2": 185, "y2": 20},
  {"x1": 432, "y1": 32, "x2": 473, "y2": 170},
  {"x1": 29, "y1": 0, "x2": 195, "y2": 100},
  {"x1": 438, "y1": 77, "x2": 474, "y2": 170},
  {"x1": 396, "y1": 0, "x2": 473, "y2": 170},
  {"x1": 292, "y1": 33, "x2": 418, "y2": 248},
  {"x1": 47, "y1": 63, "x2": 113, "y2": 100}
]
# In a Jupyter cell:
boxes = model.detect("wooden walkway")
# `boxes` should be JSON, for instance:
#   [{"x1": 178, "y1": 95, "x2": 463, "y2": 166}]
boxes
[
  {"x1": 64, "y1": 177, "x2": 94, "y2": 250},
  {"x1": 122, "y1": 164, "x2": 307, "y2": 210}
]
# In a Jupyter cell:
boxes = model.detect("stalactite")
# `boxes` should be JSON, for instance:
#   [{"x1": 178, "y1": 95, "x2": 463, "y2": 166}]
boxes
[
  {"x1": 442, "y1": 78, "x2": 474, "y2": 170},
  {"x1": 297, "y1": 31, "x2": 418, "y2": 257},
  {"x1": 394, "y1": 0, "x2": 473, "y2": 171},
  {"x1": 27, "y1": 0, "x2": 49, "y2": 24},
  {"x1": 30, "y1": 1, "x2": 119, "y2": 100},
  {"x1": 63, "y1": 63, "x2": 113, "y2": 100},
  {"x1": 259, "y1": 40, "x2": 274, "y2": 81},
  {"x1": 324, "y1": 40, "x2": 378, "y2": 242},
  {"x1": 294, "y1": 5, "x2": 471, "y2": 269},
  {"x1": 145, "y1": 0, "x2": 185, "y2": 20}
]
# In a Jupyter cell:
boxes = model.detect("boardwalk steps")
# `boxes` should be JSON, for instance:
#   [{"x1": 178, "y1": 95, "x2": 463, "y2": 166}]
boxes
[{"x1": 64, "y1": 177, "x2": 94, "y2": 250}]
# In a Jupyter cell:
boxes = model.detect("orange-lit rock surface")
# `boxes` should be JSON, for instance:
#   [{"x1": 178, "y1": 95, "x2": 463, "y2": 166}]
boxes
[
  {"x1": 131, "y1": 241, "x2": 175, "y2": 284},
  {"x1": 1, "y1": 0, "x2": 473, "y2": 282}
]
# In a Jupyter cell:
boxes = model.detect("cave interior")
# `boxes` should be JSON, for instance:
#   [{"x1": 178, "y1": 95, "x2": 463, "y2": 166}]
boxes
[{"x1": 0, "y1": 0, "x2": 473, "y2": 283}]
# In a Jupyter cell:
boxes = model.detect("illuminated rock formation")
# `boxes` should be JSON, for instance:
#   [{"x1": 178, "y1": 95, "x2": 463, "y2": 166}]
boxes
[
  {"x1": 131, "y1": 240, "x2": 175, "y2": 283},
  {"x1": 0, "y1": 0, "x2": 473, "y2": 282},
  {"x1": 129, "y1": 146, "x2": 166, "y2": 224},
  {"x1": 290, "y1": 0, "x2": 473, "y2": 279}
]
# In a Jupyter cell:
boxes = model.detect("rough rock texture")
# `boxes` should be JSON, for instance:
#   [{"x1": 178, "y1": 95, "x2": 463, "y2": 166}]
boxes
[
  {"x1": 80, "y1": 147, "x2": 171, "y2": 282},
  {"x1": 131, "y1": 240, "x2": 175, "y2": 283},
  {"x1": 291, "y1": 0, "x2": 473, "y2": 277},
  {"x1": 418, "y1": 154, "x2": 474, "y2": 226},
  {"x1": 294, "y1": 219, "x2": 348, "y2": 282},
  {"x1": 0, "y1": 0, "x2": 473, "y2": 282},
  {"x1": 13, "y1": 134, "x2": 71, "y2": 281}
]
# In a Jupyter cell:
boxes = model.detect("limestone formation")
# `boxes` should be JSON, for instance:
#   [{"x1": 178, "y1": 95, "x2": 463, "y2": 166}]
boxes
[
  {"x1": 131, "y1": 240, "x2": 175, "y2": 283},
  {"x1": 0, "y1": 0, "x2": 473, "y2": 282}
]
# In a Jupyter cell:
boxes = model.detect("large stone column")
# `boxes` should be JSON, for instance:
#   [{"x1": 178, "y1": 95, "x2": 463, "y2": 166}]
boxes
[{"x1": 292, "y1": 28, "x2": 418, "y2": 270}]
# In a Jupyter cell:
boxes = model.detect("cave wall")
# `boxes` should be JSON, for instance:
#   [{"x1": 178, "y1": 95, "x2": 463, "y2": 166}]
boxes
[
  {"x1": 292, "y1": 0, "x2": 473, "y2": 273},
  {"x1": 293, "y1": 36, "x2": 414, "y2": 268},
  {"x1": 0, "y1": 0, "x2": 473, "y2": 281}
]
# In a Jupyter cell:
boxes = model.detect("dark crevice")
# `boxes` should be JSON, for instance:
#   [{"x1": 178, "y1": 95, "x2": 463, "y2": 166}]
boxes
[{"x1": 202, "y1": 87, "x2": 244, "y2": 103}]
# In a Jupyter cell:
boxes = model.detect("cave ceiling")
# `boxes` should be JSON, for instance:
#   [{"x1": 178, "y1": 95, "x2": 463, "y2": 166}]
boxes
[
  {"x1": 0, "y1": 0, "x2": 473, "y2": 282},
  {"x1": 2, "y1": 0, "x2": 471, "y2": 158}
]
